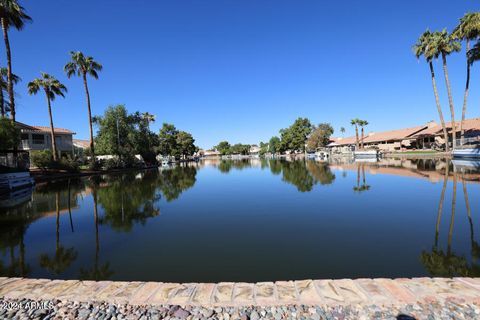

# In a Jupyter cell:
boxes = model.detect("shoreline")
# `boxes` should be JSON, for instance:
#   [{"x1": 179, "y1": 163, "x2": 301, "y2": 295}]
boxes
[{"x1": 1, "y1": 277, "x2": 479, "y2": 319}]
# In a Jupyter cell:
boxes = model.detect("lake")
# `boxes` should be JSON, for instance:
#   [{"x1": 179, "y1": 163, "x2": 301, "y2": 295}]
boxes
[{"x1": 1, "y1": 158, "x2": 479, "y2": 283}]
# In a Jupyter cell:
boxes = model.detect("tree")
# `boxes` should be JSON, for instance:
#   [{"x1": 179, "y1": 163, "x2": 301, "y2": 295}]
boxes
[
  {"x1": 259, "y1": 142, "x2": 269, "y2": 156},
  {"x1": 231, "y1": 143, "x2": 251, "y2": 155},
  {"x1": 413, "y1": 30, "x2": 450, "y2": 151},
  {"x1": 141, "y1": 112, "x2": 155, "y2": 129},
  {"x1": 27, "y1": 73, "x2": 67, "y2": 161},
  {"x1": 176, "y1": 131, "x2": 197, "y2": 158},
  {"x1": 64, "y1": 51, "x2": 103, "y2": 162},
  {"x1": 358, "y1": 120, "x2": 369, "y2": 149},
  {"x1": 215, "y1": 141, "x2": 231, "y2": 155},
  {"x1": 158, "y1": 123, "x2": 179, "y2": 157},
  {"x1": 430, "y1": 30, "x2": 461, "y2": 149},
  {"x1": 306, "y1": 123, "x2": 334, "y2": 151},
  {"x1": 0, "y1": 0, "x2": 31, "y2": 121},
  {"x1": 93, "y1": 105, "x2": 135, "y2": 157},
  {"x1": 0, "y1": 67, "x2": 19, "y2": 118},
  {"x1": 452, "y1": 13, "x2": 480, "y2": 146},
  {"x1": 279, "y1": 118, "x2": 313, "y2": 153},
  {"x1": 350, "y1": 119, "x2": 360, "y2": 150},
  {"x1": 268, "y1": 136, "x2": 281, "y2": 155},
  {"x1": 0, "y1": 116, "x2": 18, "y2": 150},
  {"x1": 340, "y1": 127, "x2": 345, "y2": 137}
]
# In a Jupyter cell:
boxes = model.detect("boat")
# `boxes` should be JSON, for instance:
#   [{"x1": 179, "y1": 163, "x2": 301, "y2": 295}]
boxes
[
  {"x1": 452, "y1": 148, "x2": 480, "y2": 159},
  {"x1": 0, "y1": 171, "x2": 35, "y2": 193},
  {"x1": 353, "y1": 150, "x2": 379, "y2": 159}
]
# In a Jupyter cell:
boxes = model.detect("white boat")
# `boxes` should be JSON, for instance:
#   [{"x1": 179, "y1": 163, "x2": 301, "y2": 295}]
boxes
[
  {"x1": 353, "y1": 150, "x2": 379, "y2": 159},
  {"x1": 452, "y1": 148, "x2": 480, "y2": 159}
]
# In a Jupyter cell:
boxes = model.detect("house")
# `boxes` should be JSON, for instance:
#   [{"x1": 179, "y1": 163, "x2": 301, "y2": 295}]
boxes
[
  {"x1": 412, "y1": 118, "x2": 480, "y2": 148},
  {"x1": 362, "y1": 123, "x2": 434, "y2": 151},
  {"x1": 249, "y1": 145, "x2": 261, "y2": 155},
  {"x1": 200, "y1": 149, "x2": 221, "y2": 158},
  {"x1": 16, "y1": 122, "x2": 75, "y2": 156},
  {"x1": 73, "y1": 139, "x2": 90, "y2": 159}
]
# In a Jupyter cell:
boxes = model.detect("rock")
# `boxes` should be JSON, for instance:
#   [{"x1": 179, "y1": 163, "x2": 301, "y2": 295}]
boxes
[
  {"x1": 173, "y1": 307, "x2": 190, "y2": 319},
  {"x1": 250, "y1": 310, "x2": 260, "y2": 320}
]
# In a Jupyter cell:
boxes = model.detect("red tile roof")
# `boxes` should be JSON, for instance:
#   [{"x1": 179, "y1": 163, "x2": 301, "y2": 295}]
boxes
[
  {"x1": 363, "y1": 125, "x2": 428, "y2": 143},
  {"x1": 15, "y1": 121, "x2": 75, "y2": 134},
  {"x1": 413, "y1": 118, "x2": 480, "y2": 136}
]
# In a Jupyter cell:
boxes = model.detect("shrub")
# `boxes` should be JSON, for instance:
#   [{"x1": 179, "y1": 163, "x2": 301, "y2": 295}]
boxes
[
  {"x1": 31, "y1": 150, "x2": 53, "y2": 170},
  {"x1": 57, "y1": 156, "x2": 80, "y2": 173}
]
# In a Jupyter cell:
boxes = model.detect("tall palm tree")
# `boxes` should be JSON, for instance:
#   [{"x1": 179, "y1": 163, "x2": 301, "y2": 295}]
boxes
[
  {"x1": 141, "y1": 112, "x2": 155, "y2": 129},
  {"x1": 350, "y1": 119, "x2": 360, "y2": 150},
  {"x1": 359, "y1": 120, "x2": 368, "y2": 149},
  {"x1": 340, "y1": 127, "x2": 345, "y2": 137},
  {"x1": 413, "y1": 30, "x2": 450, "y2": 152},
  {"x1": 0, "y1": 67, "x2": 19, "y2": 117},
  {"x1": 431, "y1": 30, "x2": 461, "y2": 149},
  {"x1": 27, "y1": 73, "x2": 67, "y2": 161},
  {"x1": 453, "y1": 13, "x2": 480, "y2": 146},
  {"x1": 0, "y1": 0, "x2": 31, "y2": 121},
  {"x1": 64, "y1": 51, "x2": 102, "y2": 162}
]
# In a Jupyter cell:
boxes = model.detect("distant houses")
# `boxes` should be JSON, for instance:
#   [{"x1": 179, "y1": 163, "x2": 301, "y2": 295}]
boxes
[{"x1": 328, "y1": 118, "x2": 480, "y2": 153}]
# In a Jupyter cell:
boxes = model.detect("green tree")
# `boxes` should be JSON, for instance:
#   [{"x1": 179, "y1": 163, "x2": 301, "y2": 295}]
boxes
[
  {"x1": 0, "y1": 0, "x2": 31, "y2": 121},
  {"x1": 176, "y1": 131, "x2": 197, "y2": 158},
  {"x1": 231, "y1": 143, "x2": 250, "y2": 155},
  {"x1": 430, "y1": 30, "x2": 461, "y2": 149},
  {"x1": 215, "y1": 141, "x2": 231, "y2": 155},
  {"x1": 340, "y1": 127, "x2": 345, "y2": 137},
  {"x1": 64, "y1": 51, "x2": 103, "y2": 162},
  {"x1": 0, "y1": 116, "x2": 18, "y2": 150},
  {"x1": 306, "y1": 123, "x2": 334, "y2": 151},
  {"x1": 268, "y1": 136, "x2": 282, "y2": 155},
  {"x1": 259, "y1": 142, "x2": 269, "y2": 156},
  {"x1": 158, "y1": 123, "x2": 179, "y2": 157},
  {"x1": 413, "y1": 30, "x2": 450, "y2": 151},
  {"x1": 27, "y1": 73, "x2": 67, "y2": 161},
  {"x1": 350, "y1": 118, "x2": 360, "y2": 150},
  {"x1": 93, "y1": 105, "x2": 137, "y2": 157},
  {"x1": 279, "y1": 118, "x2": 313, "y2": 153},
  {"x1": 158, "y1": 166, "x2": 197, "y2": 201},
  {"x1": 132, "y1": 111, "x2": 158, "y2": 163},
  {"x1": 452, "y1": 13, "x2": 480, "y2": 146},
  {"x1": 0, "y1": 67, "x2": 19, "y2": 118}
]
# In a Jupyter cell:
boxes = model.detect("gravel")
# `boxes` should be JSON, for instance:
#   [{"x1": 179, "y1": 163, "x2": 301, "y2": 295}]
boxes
[{"x1": 1, "y1": 297, "x2": 479, "y2": 319}]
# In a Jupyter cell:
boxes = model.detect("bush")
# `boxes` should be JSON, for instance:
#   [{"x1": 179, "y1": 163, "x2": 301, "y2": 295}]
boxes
[
  {"x1": 31, "y1": 150, "x2": 53, "y2": 170},
  {"x1": 31, "y1": 151, "x2": 80, "y2": 172},
  {"x1": 57, "y1": 156, "x2": 79, "y2": 173}
]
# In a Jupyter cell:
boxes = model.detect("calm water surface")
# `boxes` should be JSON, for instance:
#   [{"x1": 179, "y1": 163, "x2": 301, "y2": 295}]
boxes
[{"x1": 1, "y1": 158, "x2": 480, "y2": 282}]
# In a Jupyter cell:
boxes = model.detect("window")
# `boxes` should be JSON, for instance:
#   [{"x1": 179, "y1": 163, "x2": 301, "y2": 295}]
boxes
[{"x1": 32, "y1": 134, "x2": 45, "y2": 145}]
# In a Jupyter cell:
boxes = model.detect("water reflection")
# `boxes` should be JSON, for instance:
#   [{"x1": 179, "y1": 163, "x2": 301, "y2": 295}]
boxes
[{"x1": 1, "y1": 158, "x2": 480, "y2": 281}]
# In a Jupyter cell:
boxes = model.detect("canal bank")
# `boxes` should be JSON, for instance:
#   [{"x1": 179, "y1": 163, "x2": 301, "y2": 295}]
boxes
[{"x1": 1, "y1": 277, "x2": 480, "y2": 319}]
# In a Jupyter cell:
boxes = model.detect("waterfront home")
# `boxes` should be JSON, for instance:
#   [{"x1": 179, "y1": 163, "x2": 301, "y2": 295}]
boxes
[
  {"x1": 16, "y1": 122, "x2": 75, "y2": 156},
  {"x1": 412, "y1": 118, "x2": 480, "y2": 148},
  {"x1": 200, "y1": 149, "x2": 221, "y2": 158},
  {"x1": 362, "y1": 123, "x2": 434, "y2": 151},
  {"x1": 73, "y1": 139, "x2": 89, "y2": 159},
  {"x1": 249, "y1": 145, "x2": 261, "y2": 155}
]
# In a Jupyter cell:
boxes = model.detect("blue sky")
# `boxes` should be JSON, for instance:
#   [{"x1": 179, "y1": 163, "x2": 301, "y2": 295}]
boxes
[{"x1": 10, "y1": 0, "x2": 480, "y2": 149}]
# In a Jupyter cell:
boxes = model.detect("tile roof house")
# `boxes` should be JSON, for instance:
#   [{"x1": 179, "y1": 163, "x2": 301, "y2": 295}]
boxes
[{"x1": 15, "y1": 121, "x2": 75, "y2": 155}]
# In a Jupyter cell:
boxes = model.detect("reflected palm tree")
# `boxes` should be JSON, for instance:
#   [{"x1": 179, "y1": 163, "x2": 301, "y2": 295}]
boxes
[
  {"x1": 79, "y1": 187, "x2": 113, "y2": 281},
  {"x1": 39, "y1": 192, "x2": 77, "y2": 275},
  {"x1": 353, "y1": 164, "x2": 370, "y2": 193},
  {"x1": 421, "y1": 164, "x2": 480, "y2": 276}
]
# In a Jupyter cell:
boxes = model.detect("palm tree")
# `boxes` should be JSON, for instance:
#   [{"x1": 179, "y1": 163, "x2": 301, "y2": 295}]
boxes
[
  {"x1": 359, "y1": 120, "x2": 368, "y2": 149},
  {"x1": 413, "y1": 30, "x2": 450, "y2": 152},
  {"x1": 340, "y1": 127, "x2": 345, "y2": 137},
  {"x1": 27, "y1": 73, "x2": 67, "y2": 161},
  {"x1": 0, "y1": 67, "x2": 19, "y2": 117},
  {"x1": 453, "y1": 13, "x2": 480, "y2": 146},
  {"x1": 350, "y1": 119, "x2": 360, "y2": 150},
  {"x1": 141, "y1": 112, "x2": 155, "y2": 129},
  {"x1": 0, "y1": 0, "x2": 31, "y2": 121},
  {"x1": 64, "y1": 51, "x2": 102, "y2": 162},
  {"x1": 431, "y1": 30, "x2": 461, "y2": 149}
]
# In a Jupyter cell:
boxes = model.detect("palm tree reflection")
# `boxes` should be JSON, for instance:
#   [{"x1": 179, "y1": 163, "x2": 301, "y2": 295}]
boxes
[
  {"x1": 39, "y1": 192, "x2": 78, "y2": 275},
  {"x1": 353, "y1": 164, "x2": 370, "y2": 193},
  {"x1": 421, "y1": 163, "x2": 480, "y2": 276}
]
